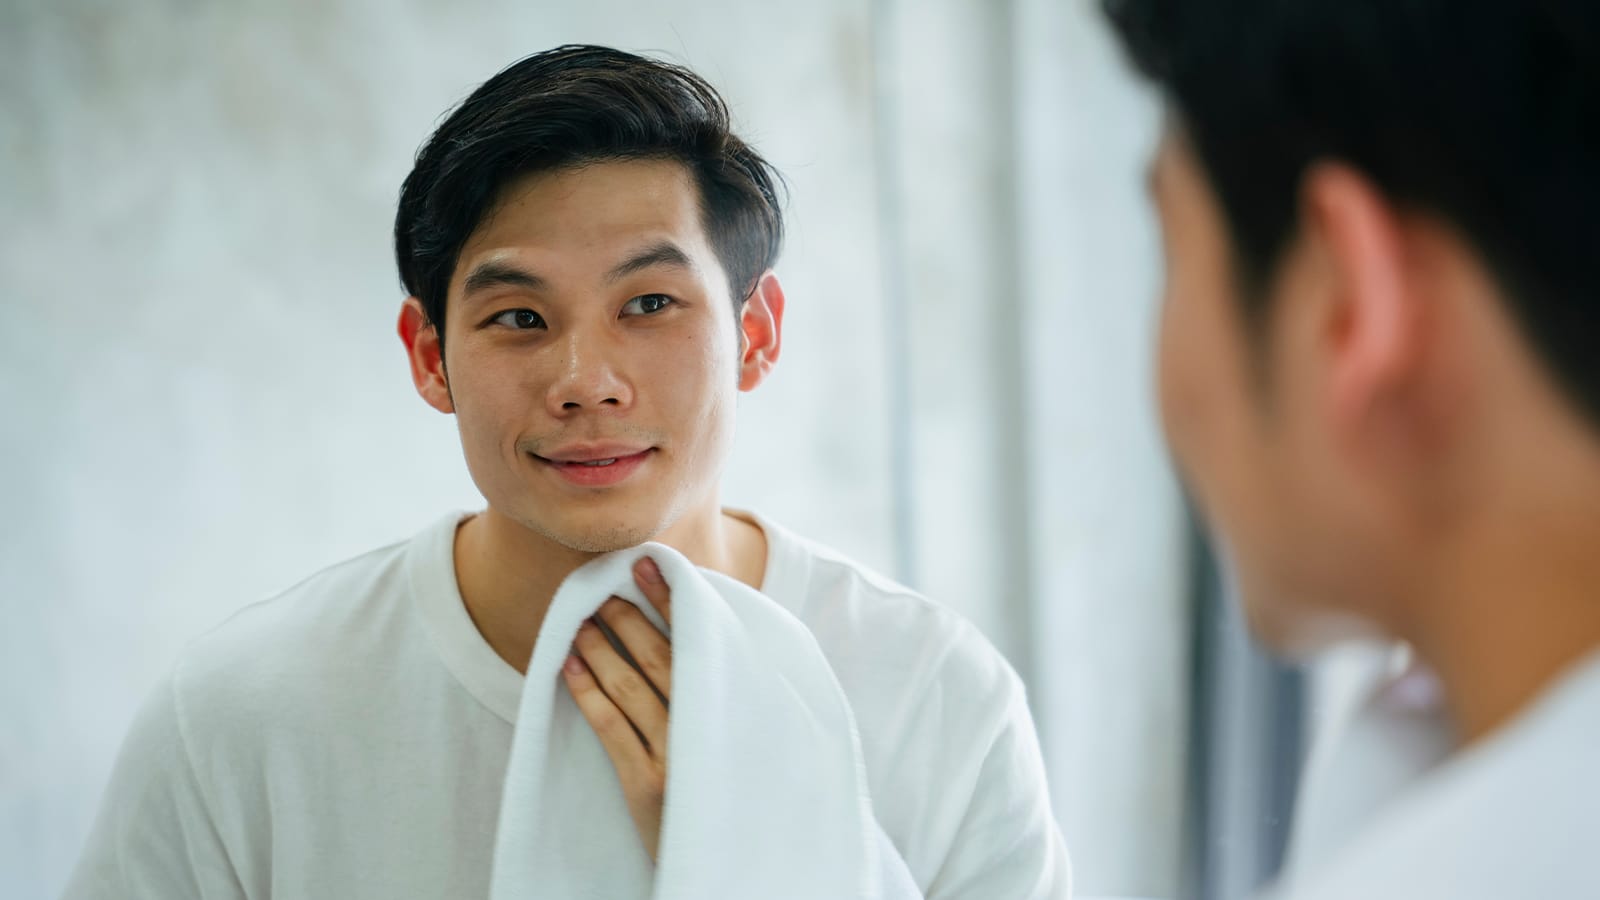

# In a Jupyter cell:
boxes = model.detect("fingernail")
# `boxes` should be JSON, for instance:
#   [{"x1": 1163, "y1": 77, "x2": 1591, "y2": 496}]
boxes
[
  {"x1": 636, "y1": 556, "x2": 663, "y2": 584},
  {"x1": 564, "y1": 654, "x2": 585, "y2": 675}
]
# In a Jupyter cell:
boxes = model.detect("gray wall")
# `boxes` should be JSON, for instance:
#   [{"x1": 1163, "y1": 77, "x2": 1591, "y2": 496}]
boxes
[{"x1": 0, "y1": 1, "x2": 1186, "y2": 897}]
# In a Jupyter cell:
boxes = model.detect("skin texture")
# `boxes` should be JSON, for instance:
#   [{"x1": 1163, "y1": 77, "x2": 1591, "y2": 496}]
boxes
[
  {"x1": 1150, "y1": 125, "x2": 1600, "y2": 743},
  {"x1": 398, "y1": 158, "x2": 784, "y2": 858}
]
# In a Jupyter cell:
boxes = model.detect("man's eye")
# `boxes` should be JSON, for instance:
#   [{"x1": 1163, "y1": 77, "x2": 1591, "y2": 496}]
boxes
[
  {"x1": 621, "y1": 294, "x2": 675, "y2": 316},
  {"x1": 492, "y1": 309, "x2": 545, "y2": 329}
]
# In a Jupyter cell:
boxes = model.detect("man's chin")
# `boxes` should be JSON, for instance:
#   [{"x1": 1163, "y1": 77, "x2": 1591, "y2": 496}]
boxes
[
  {"x1": 529, "y1": 516, "x2": 664, "y2": 555},
  {"x1": 554, "y1": 529, "x2": 655, "y2": 554}
]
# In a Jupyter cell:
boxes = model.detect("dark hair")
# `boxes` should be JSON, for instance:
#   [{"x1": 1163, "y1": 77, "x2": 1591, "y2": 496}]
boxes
[
  {"x1": 394, "y1": 45, "x2": 785, "y2": 346},
  {"x1": 1103, "y1": 0, "x2": 1600, "y2": 425}
]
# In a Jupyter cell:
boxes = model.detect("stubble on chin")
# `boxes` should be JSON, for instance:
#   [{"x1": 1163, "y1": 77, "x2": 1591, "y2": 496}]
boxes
[
  {"x1": 559, "y1": 528, "x2": 655, "y2": 554},
  {"x1": 527, "y1": 515, "x2": 663, "y2": 555}
]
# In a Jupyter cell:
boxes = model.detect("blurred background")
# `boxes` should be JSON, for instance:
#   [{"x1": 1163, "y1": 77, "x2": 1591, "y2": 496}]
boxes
[{"x1": 0, "y1": 1, "x2": 1329, "y2": 898}]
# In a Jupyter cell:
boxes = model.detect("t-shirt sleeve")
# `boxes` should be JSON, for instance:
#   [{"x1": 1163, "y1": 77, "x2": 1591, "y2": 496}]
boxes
[
  {"x1": 61, "y1": 669, "x2": 245, "y2": 900},
  {"x1": 921, "y1": 651, "x2": 1073, "y2": 900}
]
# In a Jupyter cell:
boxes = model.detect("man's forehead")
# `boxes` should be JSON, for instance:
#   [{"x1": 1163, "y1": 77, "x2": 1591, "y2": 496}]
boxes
[
  {"x1": 464, "y1": 160, "x2": 713, "y2": 261},
  {"x1": 497, "y1": 159, "x2": 700, "y2": 223}
]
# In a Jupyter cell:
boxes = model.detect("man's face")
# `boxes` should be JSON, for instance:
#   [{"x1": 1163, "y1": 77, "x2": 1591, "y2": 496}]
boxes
[
  {"x1": 1149, "y1": 129, "x2": 1376, "y2": 652},
  {"x1": 430, "y1": 159, "x2": 752, "y2": 552}
]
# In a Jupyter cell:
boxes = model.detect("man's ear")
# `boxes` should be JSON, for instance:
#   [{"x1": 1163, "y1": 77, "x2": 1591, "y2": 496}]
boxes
[
  {"x1": 398, "y1": 297, "x2": 454, "y2": 414},
  {"x1": 737, "y1": 271, "x2": 785, "y2": 392},
  {"x1": 1302, "y1": 163, "x2": 1430, "y2": 444}
]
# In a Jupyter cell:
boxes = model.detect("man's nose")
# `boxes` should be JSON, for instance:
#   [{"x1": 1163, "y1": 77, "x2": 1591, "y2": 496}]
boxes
[{"x1": 546, "y1": 327, "x2": 632, "y2": 415}]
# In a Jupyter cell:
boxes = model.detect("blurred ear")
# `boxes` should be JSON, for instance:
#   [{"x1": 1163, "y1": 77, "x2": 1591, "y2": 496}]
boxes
[
  {"x1": 398, "y1": 297, "x2": 454, "y2": 414},
  {"x1": 737, "y1": 271, "x2": 785, "y2": 392},
  {"x1": 1302, "y1": 163, "x2": 1430, "y2": 446}
]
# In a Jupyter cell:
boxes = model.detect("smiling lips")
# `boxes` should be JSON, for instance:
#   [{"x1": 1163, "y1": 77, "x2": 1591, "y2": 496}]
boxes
[{"x1": 535, "y1": 446, "x2": 655, "y2": 488}]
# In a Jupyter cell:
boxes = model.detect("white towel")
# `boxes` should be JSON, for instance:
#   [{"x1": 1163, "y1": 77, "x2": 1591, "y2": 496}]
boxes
[{"x1": 488, "y1": 542, "x2": 922, "y2": 900}]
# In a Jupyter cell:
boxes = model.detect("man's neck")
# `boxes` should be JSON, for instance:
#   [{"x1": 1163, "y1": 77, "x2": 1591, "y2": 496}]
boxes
[
  {"x1": 1405, "y1": 445, "x2": 1600, "y2": 746},
  {"x1": 452, "y1": 503, "x2": 767, "y2": 674}
]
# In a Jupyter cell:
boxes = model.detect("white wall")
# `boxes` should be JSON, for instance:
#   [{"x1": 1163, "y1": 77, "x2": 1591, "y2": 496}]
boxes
[
  {"x1": 1012, "y1": 3, "x2": 1189, "y2": 895},
  {"x1": 0, "y1": 1, "x2": 1186, "y2": 897},
  {"x1": 876, "y1": 1, "x2": 1187, "y2": 894}
]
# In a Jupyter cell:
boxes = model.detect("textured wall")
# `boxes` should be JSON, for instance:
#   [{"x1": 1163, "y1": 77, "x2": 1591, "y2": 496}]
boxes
[{"x1": 0, "y1": 1, "x2": 1186, "y2": 897}]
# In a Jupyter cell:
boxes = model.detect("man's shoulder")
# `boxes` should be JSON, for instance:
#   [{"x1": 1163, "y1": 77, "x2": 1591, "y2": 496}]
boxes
[
  {"x1": 765, "y1": 518, "x2": 962, "y2": 635},
  {"x1": 760, "y1": 517, "x2": 1023, "y2": 709},
  {"x1": 756, "y1": 517, "x2": 1049, "y2": 884},
  {"x1": 192, "y1": 536, "x2": 411, "y2": 654},
  {"x1": 1279, "y1": 652, "x2": 1600, "y2": 900},
  {"x1": 169, "y1": 534, "x2": 418, "y2": 719}
]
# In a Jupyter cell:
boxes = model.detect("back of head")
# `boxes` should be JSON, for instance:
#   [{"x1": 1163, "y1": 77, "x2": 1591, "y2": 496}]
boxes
[
  {"x1": 393, "y1": 45, "x2": 785, "y2": 344},
  {"x1": 1103, "y1": 0, "x2": 1600, "y2": 428}
]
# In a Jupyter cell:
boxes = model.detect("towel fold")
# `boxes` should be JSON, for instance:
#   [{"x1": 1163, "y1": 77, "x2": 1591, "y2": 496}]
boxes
[{"x1": 488, "y1": 542, "x2": 921, "y2": 900}]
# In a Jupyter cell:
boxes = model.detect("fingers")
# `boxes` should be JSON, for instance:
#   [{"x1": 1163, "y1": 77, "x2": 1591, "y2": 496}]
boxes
[
  {"x1": 593, "y1": 596, "x2": 673, "y2": 702},
  {"x1": 633, "y1": 556, "x2": 672, "y2": 627},
  {"x1": 562, "y1": 652, "x2": 666, "y2": 860},
  {"x1": 559, "y1": 556, "x2": 674, "y2": 766},
  {"x1": 562, "y1": 653, "x2": 653, "y2": 769},
  {"x1": 572, "y1": 617, "x2": 670, "y2": 755}
]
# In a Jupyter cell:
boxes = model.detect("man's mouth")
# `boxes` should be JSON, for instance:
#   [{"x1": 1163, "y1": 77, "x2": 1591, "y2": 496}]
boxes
[
  {"x1": 535, "y1": 443, "x2": 653, "y2": 463},
  {"x1": 532, "y1": 447, "x2": 655, "y2": 486}
]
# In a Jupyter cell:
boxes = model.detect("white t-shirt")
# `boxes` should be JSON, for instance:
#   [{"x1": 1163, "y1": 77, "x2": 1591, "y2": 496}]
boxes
[
  {"x1": 1269, "y1": 649, "x2": 1600, "y2": 899},
  {"x1": 64, "y1": 511, "x2": 1071, "y2": 899}
]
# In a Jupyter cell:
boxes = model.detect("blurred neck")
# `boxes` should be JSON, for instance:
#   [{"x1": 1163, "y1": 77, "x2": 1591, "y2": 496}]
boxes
[{"x1": 1403, "y1": 405, "x2": 1600, "y2": 745}]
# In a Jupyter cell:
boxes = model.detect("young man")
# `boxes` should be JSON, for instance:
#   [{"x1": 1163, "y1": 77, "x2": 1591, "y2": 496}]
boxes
[
  {"x1": 1103, "y1": 1, "x2": 1600, "y2": 897},
  {"x1": 64, "y1": 46, "x2": 1070, "y2": 899}
]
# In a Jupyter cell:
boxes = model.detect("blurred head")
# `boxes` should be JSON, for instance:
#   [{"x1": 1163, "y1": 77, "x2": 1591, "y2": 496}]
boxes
[
  {"x1": 394, "y1": 46, "x2": 787, "y2": 552},
  {"x1": 1104, "y1": 1, "x2": 1600, "y2": 652}
]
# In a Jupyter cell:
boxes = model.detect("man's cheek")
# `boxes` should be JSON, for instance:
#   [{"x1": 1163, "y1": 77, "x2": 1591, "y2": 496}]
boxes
[{"x1": 1156, "y1": 302, "x2": 1198, "y2": 452}]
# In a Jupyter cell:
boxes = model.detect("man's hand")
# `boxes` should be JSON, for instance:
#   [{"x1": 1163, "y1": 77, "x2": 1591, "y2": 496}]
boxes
[{"x1": 562, "y1": 556, "x2": 674, "y2": 861}]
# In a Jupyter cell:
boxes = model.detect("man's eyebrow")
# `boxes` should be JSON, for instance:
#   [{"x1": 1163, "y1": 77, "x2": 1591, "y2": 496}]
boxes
[
  {"x1": 606, "y1": 241, "x2": 695, "y2": 284},
  {"x1": 461, "y1": 261, "x2": 547, "y2": 297}
]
